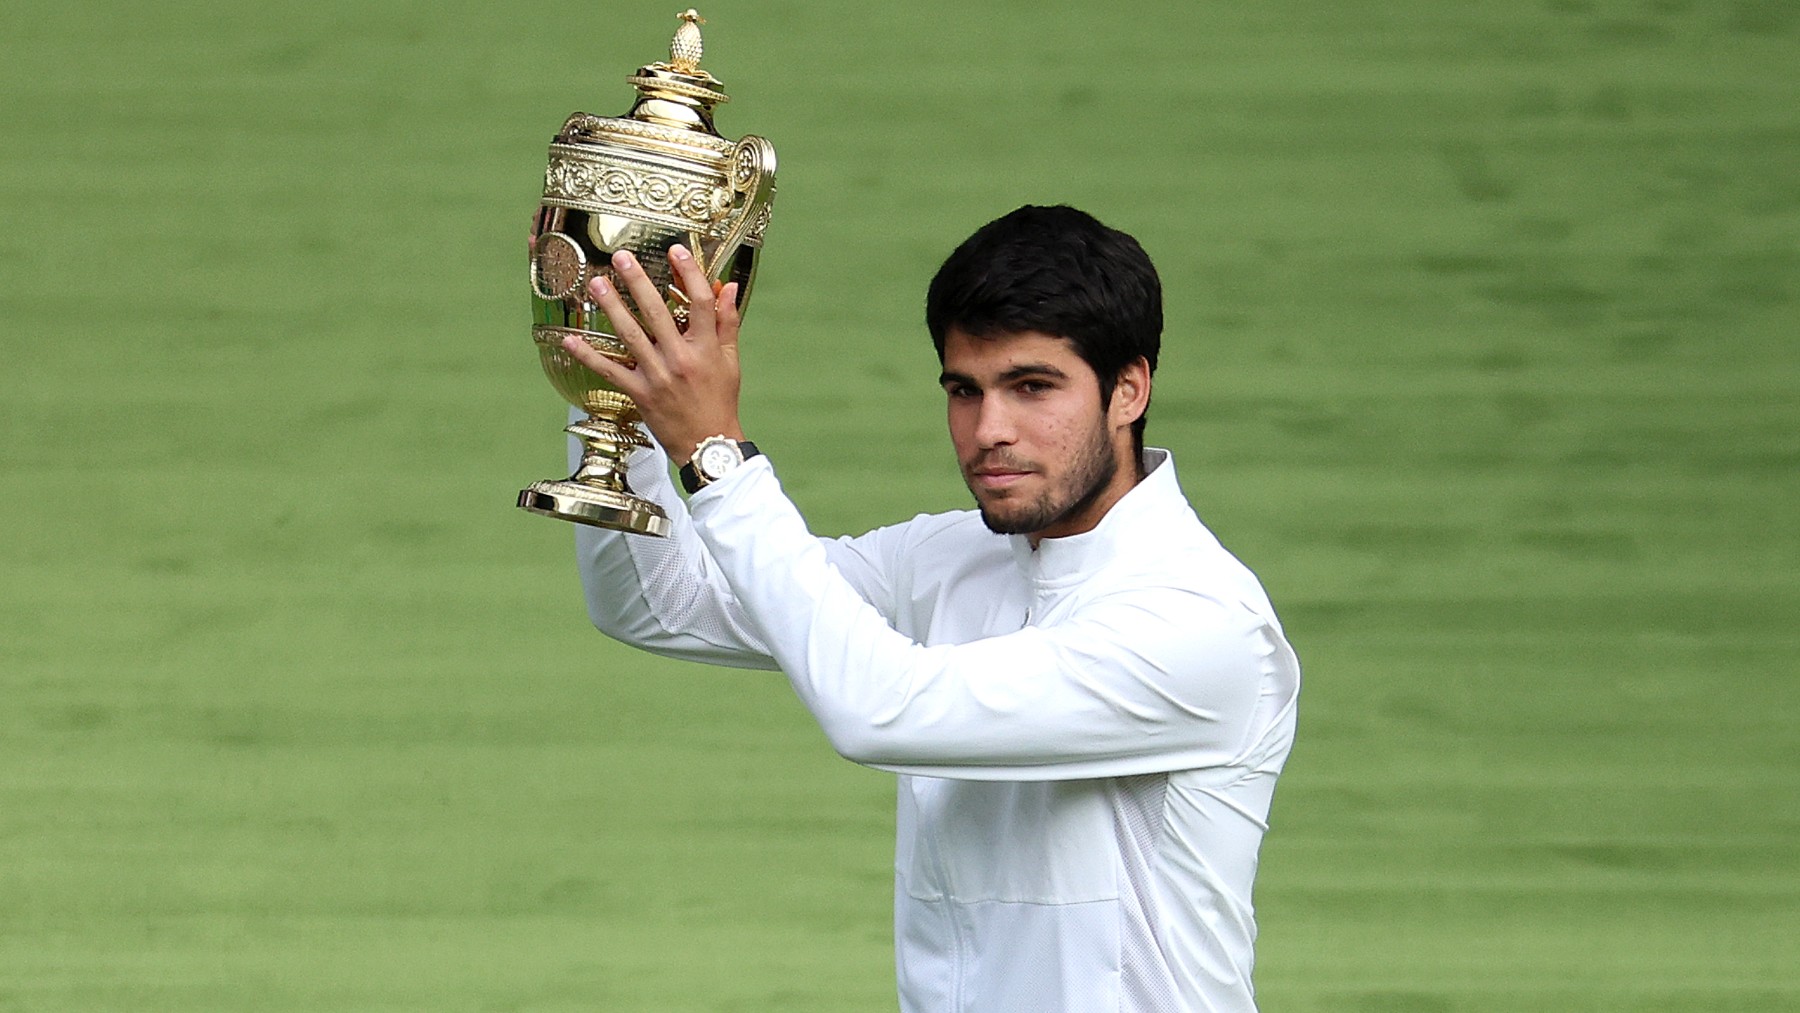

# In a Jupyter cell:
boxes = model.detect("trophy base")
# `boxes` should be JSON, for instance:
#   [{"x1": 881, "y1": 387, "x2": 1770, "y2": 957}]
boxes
[{"x1": 517, "y1": 480, "x2": 672, "y2": 536}]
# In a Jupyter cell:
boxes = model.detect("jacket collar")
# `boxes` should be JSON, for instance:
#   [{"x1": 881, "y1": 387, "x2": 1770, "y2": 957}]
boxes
[{"x1": 1008, "y1": 448, "x2": 1186, "y2": 586}]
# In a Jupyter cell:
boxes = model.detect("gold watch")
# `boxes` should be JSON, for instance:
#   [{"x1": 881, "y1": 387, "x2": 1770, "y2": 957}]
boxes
[{"x1": 679, "y1": 436, "x2": 761, "y2": 494}]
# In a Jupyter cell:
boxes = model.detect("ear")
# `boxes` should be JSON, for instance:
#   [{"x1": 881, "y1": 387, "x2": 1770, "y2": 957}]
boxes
[{"x1": 1109, "y1": 356, "x2": 1152, "y2": 430}]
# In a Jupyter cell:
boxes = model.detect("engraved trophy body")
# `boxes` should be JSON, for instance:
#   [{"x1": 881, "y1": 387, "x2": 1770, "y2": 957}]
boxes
[{"x1": 518, "y1": 9, "x2": 776, "y2": 534}]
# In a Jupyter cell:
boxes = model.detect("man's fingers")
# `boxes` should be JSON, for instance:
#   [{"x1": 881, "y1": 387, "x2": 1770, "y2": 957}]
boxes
[
  {"x1": 716, "y1": 282, "x2": 741, "y2": 348},
  {"x1": 587, "y1": 273, "x2": 665, "y2": 381},
  {"x1": 560, "y1": 333, "x2": 643, "y2": 401},
  {"x1": 610, "y1": 250, "x2": 681, "y2": 345},
  {"x1": 666, "y1": 245, "x2": 716, "y2": 340}
]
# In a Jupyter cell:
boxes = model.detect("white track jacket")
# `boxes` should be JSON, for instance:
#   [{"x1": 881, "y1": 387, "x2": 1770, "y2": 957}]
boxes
[{"x1": 574, "y1": 439, "x2": 1301, "y2": 1012}]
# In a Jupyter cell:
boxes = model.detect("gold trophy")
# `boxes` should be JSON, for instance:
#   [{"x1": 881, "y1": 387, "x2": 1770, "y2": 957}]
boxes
[{"x1": 518, "y1": 9, "x2": 777, "y2": 534}]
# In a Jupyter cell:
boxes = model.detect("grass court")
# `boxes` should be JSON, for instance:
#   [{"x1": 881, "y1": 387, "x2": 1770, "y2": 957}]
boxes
[{"x1": 2, "y1": 1, "x2": 1796, "y2": 1009}]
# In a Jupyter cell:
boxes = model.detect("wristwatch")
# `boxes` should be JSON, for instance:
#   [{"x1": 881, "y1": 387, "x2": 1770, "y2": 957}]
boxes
[{"x1": 679, "y1": 435, "x2": 762, "y2": 495}]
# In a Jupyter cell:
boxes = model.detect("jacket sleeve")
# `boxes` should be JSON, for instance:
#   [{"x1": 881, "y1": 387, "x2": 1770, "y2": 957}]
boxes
[
  {"x1": 571, "y1": 419, "x2": 896, "y2": 670},
  {"x1": 687, "y1": 456, "x2": 1296, "y2": 781}
]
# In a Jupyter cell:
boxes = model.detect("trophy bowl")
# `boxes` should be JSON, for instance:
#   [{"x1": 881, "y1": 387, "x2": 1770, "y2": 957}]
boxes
[{"x1": 518, "y1": 9, "x2": 776, "y2": 534}]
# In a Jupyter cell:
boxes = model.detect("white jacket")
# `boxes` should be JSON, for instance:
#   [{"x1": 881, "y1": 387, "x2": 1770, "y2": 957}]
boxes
[{"x1": 575, "y1": 440, "x2": 1301, "y2": 1012}]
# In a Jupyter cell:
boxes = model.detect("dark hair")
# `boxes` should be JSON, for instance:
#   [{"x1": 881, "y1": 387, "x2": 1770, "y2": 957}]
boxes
[{"x1": 925, "y1": 205, "x2": 1161, "y2": 454}]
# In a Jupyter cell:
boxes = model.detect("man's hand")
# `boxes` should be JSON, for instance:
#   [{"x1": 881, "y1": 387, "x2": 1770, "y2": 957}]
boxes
[{"x1": 561, "y1": 244, "x2": 746, "y2": 465}]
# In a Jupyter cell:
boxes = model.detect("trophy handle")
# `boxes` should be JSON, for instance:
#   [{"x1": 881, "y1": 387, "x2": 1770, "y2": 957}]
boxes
[{"x1": 713, "y1": 135, "x2": 777, "y2": 272}]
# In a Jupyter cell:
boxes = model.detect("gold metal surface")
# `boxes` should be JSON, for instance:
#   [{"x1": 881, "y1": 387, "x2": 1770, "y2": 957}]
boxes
[
  {"x1": 519, "y1": 9, "x2": 777, "y2": 532},
  {"x1": 668, "y1": 10, "x2": 706, "y2": 73}
]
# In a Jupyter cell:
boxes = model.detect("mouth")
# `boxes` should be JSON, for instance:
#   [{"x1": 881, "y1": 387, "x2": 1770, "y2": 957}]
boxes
[{"x1": 969, "y1": 468, "x2": 1033, "y2": 491}]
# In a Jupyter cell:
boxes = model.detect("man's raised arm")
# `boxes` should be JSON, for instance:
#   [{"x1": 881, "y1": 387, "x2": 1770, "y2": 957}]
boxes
[{"x1": 567, "y1": 415, "x2": 780, "y2": 670}]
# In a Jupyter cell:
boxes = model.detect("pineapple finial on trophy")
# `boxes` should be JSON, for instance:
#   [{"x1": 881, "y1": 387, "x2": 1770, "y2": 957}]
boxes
[{"x1": 670, "y1": 9, "x2": 706, "y2": 72}]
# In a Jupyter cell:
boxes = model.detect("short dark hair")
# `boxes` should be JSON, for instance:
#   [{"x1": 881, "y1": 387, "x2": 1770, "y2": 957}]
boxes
[{"x1": 925, "y1": 205, "x2": 1161, "y2": 454}]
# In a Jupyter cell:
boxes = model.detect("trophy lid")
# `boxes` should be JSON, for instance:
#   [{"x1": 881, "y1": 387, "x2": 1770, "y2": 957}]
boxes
[
  {"x1": 622, "y1": 9, "x2": 731, "y2": 134},
  {"x1": 552, "y1": 9, "x2": 742, "y2": 161}
]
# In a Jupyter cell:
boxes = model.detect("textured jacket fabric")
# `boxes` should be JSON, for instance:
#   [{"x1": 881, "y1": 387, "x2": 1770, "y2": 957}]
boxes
[{"x1": 574, "y1": 438, "x2": 1300, "y2": 1012}]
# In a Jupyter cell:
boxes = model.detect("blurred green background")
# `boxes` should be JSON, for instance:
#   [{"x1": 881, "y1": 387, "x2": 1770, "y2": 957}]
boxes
[{"x1": 3, "y1": 1, "x2": 1796, "y2": 1009}]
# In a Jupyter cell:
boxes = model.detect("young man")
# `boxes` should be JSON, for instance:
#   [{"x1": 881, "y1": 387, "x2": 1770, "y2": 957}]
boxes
[{"x1": 560, "y1": 206, "x2": 1300, "y2": 1011}]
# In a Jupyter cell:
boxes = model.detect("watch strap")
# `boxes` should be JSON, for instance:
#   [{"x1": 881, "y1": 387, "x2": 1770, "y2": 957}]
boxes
[{"x1": 679, "y1": 438, "x2": 761, "y2": 495}]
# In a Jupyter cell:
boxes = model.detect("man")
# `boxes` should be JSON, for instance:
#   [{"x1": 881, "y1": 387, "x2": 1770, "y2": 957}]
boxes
[{"x1": 560, "y1": 205, "x2": 1300, "y2": 1011}]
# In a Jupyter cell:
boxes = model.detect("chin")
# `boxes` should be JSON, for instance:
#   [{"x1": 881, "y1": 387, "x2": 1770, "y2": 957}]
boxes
[{"x1": 977, "y1": 504, "x2": 1046, "y2": 537}]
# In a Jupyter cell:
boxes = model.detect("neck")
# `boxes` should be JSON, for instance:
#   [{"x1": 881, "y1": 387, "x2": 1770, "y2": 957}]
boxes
[{"x1": 1028, "y1": 442, "x2": 1146, "y2": 547}]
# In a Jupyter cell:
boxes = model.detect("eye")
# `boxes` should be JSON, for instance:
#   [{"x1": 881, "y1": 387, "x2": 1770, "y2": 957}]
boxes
[
  {"x1": 944, "y1": 383, "x2": 980, "y2": 399},
  {"x1": 1018, "y1": 379, "x2": 1054, "y2": 395}
]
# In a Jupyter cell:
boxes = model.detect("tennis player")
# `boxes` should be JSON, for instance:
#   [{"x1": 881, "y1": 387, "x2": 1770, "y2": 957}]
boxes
[{"x1": 560, "y1": 205, "x2": 1300, "y2": 1012}]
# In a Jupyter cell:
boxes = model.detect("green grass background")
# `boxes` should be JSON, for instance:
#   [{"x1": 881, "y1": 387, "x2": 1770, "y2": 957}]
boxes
[{"x1": 3, "y1": 1, "x2": 1797, "y2": 1009}]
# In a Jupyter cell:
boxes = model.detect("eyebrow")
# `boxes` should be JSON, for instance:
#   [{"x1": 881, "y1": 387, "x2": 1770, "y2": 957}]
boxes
[{"x1": 938, "y1": 363, "x2": 1071, "y2": 387}]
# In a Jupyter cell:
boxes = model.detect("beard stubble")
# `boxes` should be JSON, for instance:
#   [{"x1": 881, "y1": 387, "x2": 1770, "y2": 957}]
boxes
[{"x1": 971, "y1": 418, "x2": 1118, "y2": 537}]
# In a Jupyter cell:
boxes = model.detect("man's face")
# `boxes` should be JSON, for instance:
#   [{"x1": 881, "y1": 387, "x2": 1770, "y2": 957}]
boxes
[{"x1": 939, "y1": 328, "x2": 1131, "y2": 541}]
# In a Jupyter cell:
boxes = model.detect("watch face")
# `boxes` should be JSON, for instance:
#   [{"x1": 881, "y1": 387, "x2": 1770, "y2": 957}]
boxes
[{"x1": 697, "y1": 440, "x2": 742, "y2": 480}]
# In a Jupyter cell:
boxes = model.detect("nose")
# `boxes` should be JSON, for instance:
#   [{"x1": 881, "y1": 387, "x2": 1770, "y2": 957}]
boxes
[{"x1": 973, "y1": 394, "x2": 1015, "y2": 450}]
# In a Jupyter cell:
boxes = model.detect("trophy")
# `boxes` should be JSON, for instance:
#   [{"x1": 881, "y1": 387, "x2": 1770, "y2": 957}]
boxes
[{"x1": 518, "y1": 9, "x2": 777, "y2": 534}]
